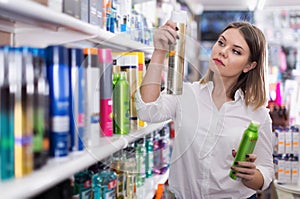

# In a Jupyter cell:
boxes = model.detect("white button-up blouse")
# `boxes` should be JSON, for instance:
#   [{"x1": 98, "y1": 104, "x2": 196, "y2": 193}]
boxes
[{"x1": 135, "y1": 81, "x2": 274, "y2": 199}]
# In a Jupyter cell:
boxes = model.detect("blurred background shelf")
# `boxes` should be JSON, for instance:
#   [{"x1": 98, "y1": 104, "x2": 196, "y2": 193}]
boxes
[
  {"x1": 0, "y1": 0, "x2": 153, "y2": 53},
  {"x1": 0, "y1": 121, "x2": 169, "y2": 199}
]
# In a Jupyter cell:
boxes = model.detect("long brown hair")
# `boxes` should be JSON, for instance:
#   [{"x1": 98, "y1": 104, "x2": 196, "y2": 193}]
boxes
[{"x1": 200, "y1": 21, "x2": 267, "y2": 110}]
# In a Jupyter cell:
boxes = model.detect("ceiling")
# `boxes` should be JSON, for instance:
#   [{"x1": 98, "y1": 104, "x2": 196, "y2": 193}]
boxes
[{"x1": 182, "y1": 0, "x2": 300, "y2": 14}]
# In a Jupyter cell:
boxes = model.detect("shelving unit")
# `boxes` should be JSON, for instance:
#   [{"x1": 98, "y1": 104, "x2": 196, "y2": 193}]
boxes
[
  {"x1": 0, "y1": 0, "x2": 165, "y2": 198},
  {"x1": 0, "y1": 121, "x2": 169, "y2": 199},
  {"x1": 0, "y1": 0, "x2": 154, "y2": 53},
  {"x1": 137, "y1": 170, "x2": 169, "y2": 199}
]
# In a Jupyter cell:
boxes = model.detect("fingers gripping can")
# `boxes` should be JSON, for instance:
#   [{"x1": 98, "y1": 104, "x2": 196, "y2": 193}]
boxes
[
  {"x1": 230, "y1": 121, "x2": 259, "y2": 180},
  {"x1": 167, "y1": 10, "x2": 187, "y2": 95}
]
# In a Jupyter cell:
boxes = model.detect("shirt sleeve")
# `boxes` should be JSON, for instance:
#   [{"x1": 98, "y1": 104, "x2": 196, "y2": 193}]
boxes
[
  {"x1": 135, "y1": 88, "x2": 178, "y2": 123},
  {"x1": 255, "y1": 113, "x2": 275, "y2": 191}
]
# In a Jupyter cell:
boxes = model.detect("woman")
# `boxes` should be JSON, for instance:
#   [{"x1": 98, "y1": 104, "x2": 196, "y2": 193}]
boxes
[{"x1": 135, "y1": 20, "x2": 274, "y2": 198}]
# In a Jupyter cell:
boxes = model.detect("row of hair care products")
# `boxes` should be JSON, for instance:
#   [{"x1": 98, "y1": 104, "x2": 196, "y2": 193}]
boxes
[
  {"x1": 273, "y1": 126, "x2": 300, "y2": 184},
  {"x1": 0, "y1": 45, "x2": 146, "y2": 181},
  {"x1": 72, "y1": 124, "x2": 171, "y2": 199},
  {"x1": 31, "y1": 0, "x2": 153, "y2": 45}
]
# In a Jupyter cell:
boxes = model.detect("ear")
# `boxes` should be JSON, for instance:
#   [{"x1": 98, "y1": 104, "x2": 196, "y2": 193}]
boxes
[{"x1": 243, "y1": 61, "x2": 257, "y2": 73}]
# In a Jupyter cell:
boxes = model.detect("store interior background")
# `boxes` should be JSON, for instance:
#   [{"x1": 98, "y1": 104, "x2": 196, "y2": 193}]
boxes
[{"x1": 1, "y1": 0, "x2": 300, "y2": 198}]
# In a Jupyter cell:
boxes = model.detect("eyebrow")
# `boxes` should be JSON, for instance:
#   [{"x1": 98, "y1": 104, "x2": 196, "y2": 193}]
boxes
[{"x1": 220, "y1": 35, "x2": 245, "y2": 51}]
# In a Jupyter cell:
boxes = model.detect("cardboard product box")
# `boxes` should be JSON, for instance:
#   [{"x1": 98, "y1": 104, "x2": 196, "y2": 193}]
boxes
[
  {"x1": 89, "y1": 0, "x2": 102, "y2": 28},
  {"x1": 73, "y1": 0, "x2": 81, "y2": 19},
  {"x1": 29, "y1": 0, "x2": 63, "y2": 13},
  {"x1": 81, "y1": 0, "x2": 89, "y2": 22},
  {"x1": 0, "y1": 31, "x2": 12, "y2": 46},
  {"x1": 63, "y1": 0, "x2": 74, "y2": 17}
]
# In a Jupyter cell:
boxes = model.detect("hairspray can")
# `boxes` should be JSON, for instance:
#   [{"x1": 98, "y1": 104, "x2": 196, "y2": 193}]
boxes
[
  {"x1": 113, "y1": 71, "x2": 130, "y2": 135},
  {"x1": 167, "y1": 10, "x2": 187, "y2": 95},
  {"x1": 14, "y1": 47, "x2": 34, "y2": 177},
  {"x1": 121, "y1": 54, "x2": 138, "y2": 130},
  {"x1": 98, "y1": 48, "x2": 113, "y2": 137},
  {"x1": 129, "y1": 52, "x2": 146, "y2": 127},
  {"x1": 230, "y1": 121, "x2": 259, "y2": 180},
  {"x1": 46, "y1": 45, "x2": 70, "y2": 158},
  {"x1": 68, "y1": 48, "x2": 85, "y2": 152},
  {"x1": 31, "y1": 47, "x2": 49, "y2": 169},
  {"x1": 83, "y1": 48, "x2": 100, "y2": 146}
]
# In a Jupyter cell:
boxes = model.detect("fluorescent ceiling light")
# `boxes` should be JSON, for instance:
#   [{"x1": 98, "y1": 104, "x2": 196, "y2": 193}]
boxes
[
  {"x1": 247, "y1": 0, "x2": 257, "y2": 11},
  {"x1": 257, "y1": 0, "x2": 266, "y2": 10}
]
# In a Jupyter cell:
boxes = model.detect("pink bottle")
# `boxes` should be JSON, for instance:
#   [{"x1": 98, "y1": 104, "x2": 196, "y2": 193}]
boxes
[{"x1": 98, "y1": 48, "x2": 113, "y2": 136}]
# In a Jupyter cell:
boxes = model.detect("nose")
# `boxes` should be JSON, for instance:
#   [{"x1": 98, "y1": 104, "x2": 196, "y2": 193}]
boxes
[{"x1": 219, "y1": 47, "x2": 229, "y2": 58}]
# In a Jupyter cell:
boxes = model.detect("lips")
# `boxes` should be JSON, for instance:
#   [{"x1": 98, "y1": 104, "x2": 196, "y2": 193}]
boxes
[{"x1": 213, "y1": 58, "x2": 225, "y2": 66}]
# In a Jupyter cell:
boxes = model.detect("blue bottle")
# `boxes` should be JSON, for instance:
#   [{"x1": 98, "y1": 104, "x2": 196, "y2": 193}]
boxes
[
  {"x1": 68, "y1": 48, "x2": 85, "y2": 152},
  {"x1": 46, "y1": 45, "x2": 70, "y2": 157},
  {"x1": 93, "y1": 161, "x2": 117, "y2": 199}
]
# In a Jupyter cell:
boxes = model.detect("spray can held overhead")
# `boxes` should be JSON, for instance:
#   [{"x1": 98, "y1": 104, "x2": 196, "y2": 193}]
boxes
[{"x1": 167, "y1": 10, "x2": 187, "y2": 95}]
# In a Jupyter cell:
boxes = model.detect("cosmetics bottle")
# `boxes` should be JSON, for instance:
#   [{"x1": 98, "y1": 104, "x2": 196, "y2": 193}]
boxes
[
  {"x1": 14, "y1": 46, "x2": 34, "y2": 177},
  {"x1": 83, "y1": 48, "x2": 99, "y2": 146},
  {"x1": 120, "y1": 54, "x2": 138, "y2": 130},
  {"x1": 31, "y1": 47, "x2": 49, "y2": 169},
  {"x1": 135, "y1": 138, "x2": 146, "y2": 187},
  {"x1": 46, "y1": 45, "x2": 70, "y2": 158},
  {"x1": 98, "y1": 48, "x2": 113, "y2": 137},
  {"x1": 113, "y1": 71, "x2": 130, "y2": 135},
  {"x1": 145, "y1": 132, "x2": 154, "y2": 178},
  {"x1": 0, "y1": 46, "x2": 14, "y2": 180},
  {"x1": 68, "y1": 48, "x2": 85, "y2": 152}
]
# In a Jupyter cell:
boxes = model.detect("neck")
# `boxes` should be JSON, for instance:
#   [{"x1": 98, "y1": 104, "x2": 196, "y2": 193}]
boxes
[{"x1": 212, "y1": 74, "x2": 237, "y2": 102}]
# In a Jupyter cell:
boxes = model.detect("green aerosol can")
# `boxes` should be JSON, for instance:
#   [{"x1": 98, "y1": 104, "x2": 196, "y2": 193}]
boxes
[
  {"x1": 230, "y1": 121, "x2": 259, "y2": 180},
  {"x1": 113, "y1": 71, "x2": 130, "y2": 135}
]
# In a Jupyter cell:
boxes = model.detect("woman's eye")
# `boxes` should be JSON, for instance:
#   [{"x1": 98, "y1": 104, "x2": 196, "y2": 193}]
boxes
[
  {"x1": 217, "y1": 40, "x2": 224, "y2": 46},
  {"x1": 233, "y1": 49, "x2": 241, "y2": 55}
]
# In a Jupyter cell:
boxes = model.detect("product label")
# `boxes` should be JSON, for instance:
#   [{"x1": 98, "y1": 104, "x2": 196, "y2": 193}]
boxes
[
  {"x1": 100, "y1": 99, "x2": 113, "y2": 136},
  {"x1": 80, "y1": 188, "x2": 92, "y2": 199},
  {"x1": 285, "y1": 130, "x2": 292, "y2": 154},
  {"x1": 108, "y1": 179, "x2": 117, "y2": 189},
  {"x1": 52, "y1": 116, "x2": 70, "y2": 133},
  {"x1": 104, "y1": 189, "x2": 116, "y2": 199},
  {"x1": 78, "y1": 113, "x2": 85, "y2": 127},
  {"x1": 149, "y1": 151, "x2": 154, "y2": 169},
  {"x1": 292, "y1": 131, "x2": 299, "y2": 153}
]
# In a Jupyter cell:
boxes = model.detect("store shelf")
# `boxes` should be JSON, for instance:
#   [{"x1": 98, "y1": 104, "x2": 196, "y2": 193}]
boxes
[
  {"x1": 137, "y1": 170, "x2": 169, "y2": 199},
  {"x1": 0, "y1": 0, "x2": 153, "y2": 53},
  {"x1": 0, "y1": 121, "x2": 169, "y2": 199},
  {"x1": 274, "y1": 180, "x2": 300, "y2": 195}
]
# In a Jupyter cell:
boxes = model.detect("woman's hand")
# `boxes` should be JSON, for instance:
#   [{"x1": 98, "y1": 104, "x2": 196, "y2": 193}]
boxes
[
  {"x1": 231, "y1": 150, "x2": 263, "y2": 190},
  {"x1": 231, "y1": 152, "x2": 257, "y2": 181},
  {"x1": 153, "y1": 20, "x2": 178, "y2": 53}
]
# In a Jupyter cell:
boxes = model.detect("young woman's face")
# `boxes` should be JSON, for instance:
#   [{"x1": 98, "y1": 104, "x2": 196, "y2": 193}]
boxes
[{"x1": 209, "y1": 28, "x2": 255, "y2": 80}]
